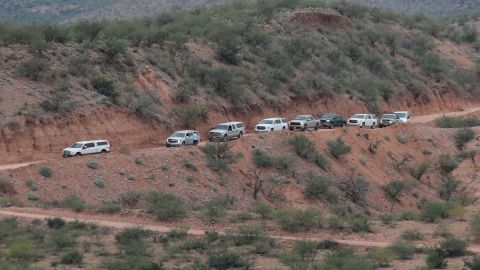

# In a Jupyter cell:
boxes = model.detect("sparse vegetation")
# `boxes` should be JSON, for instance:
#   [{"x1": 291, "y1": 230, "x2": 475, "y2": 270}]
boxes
[
  {"x1": 39, "y1": 167, "x2": 53, "y2": 177},
  {"x1": 327, "y1": 136, "x2": 352, "y2": 159},
  {"x1": 202, "y1": 143, "x2": 243, "y2": 172},
  {"x1": 274, "y1": 207, "x2": 322, "y2": 232},
  {"x1": 410, "y1": 162, "x2": 430, "y2": 180},
  {"x1": 289, "y1": 134, "x2": 330, "y2": 169},
  {"x1": 454, "y1": 128, "x2": 476, "y2": 150},
  {"x1": 60, "y1": 195, "x2": 86, "y2": 212},
  {"x1": 421, "y1": 201, "x2": 450, "y2": 222},
  {"x1": 145, "y1": 191, "x2": 186, "y2": 221},
  {"x1": 87, "y1": 160, "x2": 98, "y2": 169},
  {"x1": 436, "y1": 116, "x2": 480, "y2": 128}
]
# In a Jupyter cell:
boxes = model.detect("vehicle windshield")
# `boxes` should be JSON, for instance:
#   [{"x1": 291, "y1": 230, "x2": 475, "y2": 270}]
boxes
[
  {"x1": 352, "y1": 114, "x2": 364, "y2": 119},
  {"x1": 295, "y1": 115, "x2": 309, "y2": 120},
  {"x1": 396, "y1": 112, "x2": 407, "y2": 118},
  {"x1": 70, "y1": 143, "x2": 82, "y2": 148},
  {"x1": 382, "y1": 114, "x2": 397, "y2": 119},
  {"x1": 215, "y1": 125, "x2": 229, "y2": 130},
  {"x1": 171, "y1": 132, "x2": 186, "y2": 138},
  {"x1": 260, "y1": 120, "x2": 274, "y2": 124},
  {"x1": 321, "y1": 114, "x2": 335, "y2": 118}
]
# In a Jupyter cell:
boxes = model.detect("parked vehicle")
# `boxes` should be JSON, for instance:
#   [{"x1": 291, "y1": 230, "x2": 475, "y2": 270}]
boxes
[
  {"x1": 289, "y1": 115, "x2": 321, "y2": 131},
  {"x1": 166, "y1": 130, "x2": 200, "y2": 147},
  {"x1": 209, "y1": 122, "x2": 245, "y2": 141},
  {"x1": 379, "y1": 113, "x2": 400, "y2": 128},
  {"x1": 63, "y1": 140, "x2": 110, "y2": 157},
  {"x1": 394, "y1": 111, "x2": 410, "y2": 123},
  {"x1": 347, "y1": 114, "x2": 377, "y2": 128},
  {"x1": 255, "y1": 118, "x2": 288, "y2": 132},
  {"x1": 319, "y1": 113, "x2": 346, "y2": 129}
]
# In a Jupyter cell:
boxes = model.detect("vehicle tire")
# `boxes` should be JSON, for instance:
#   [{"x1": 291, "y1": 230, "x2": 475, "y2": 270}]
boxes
[
  {"x1": 303, "y1": 124, "x2": 307, "y2": 131},
  {"x1": 223, "y1": 135, "x2": 228, "y2": 142},
  {"x1": 371, "y1": 123, "x2": 375, "y2": 129},
  {"x1": 75, "y1": 152, "x2": 81, "y2": 157},
  {"x1": 270, "y1": 128, "x2": 274, "y2": 132},
  {"x1": 239, "y1": 131, "x2": 243, "y2": 138},
  {"x1": 101, "y1": 149, "x2": 107, "y2": 153},
  {"x1": 282, "y1": 126, "x2": 286, "y2": 130},
  {"x1": 182, "y1": 141, "x2": 186, "y2": 146},
  {"x1": 361, "y1": 122, "x2": 365, "y2": 128},
  {"x1": 329, "y1": 123, "x2": 333, "y2": 129},
  {"x1": 314, "y1": 124, "x2": 319, "y2": 130}
]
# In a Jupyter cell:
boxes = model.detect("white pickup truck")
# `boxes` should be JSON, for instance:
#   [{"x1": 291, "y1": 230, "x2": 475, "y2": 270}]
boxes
[{"x1": 288, "y1": 115, "x2": 321, "y2": 131}]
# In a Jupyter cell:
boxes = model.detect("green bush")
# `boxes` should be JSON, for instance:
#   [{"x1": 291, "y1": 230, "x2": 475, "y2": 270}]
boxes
[
  {"x1": 202, "y1": 196, "x2": 232, "y2": 222},
  {"x1": 47, "y1": 217, "x2": 65, "y2": 229},
  {"x1": 91, "y1": 77, "x2": 118, "y2": 100},
  {"x1": 0, "y1": 177, "x2": 15, "y2": 194},
  {"x1": 207, "y1": 252, "x2": 247, "y2": 270},
  {"x1": 465, "y1": 257, "x2": 480, "y2": 270},
  {"x1": 115, "y1": 227, "x2": 151, "y2": 256},
  {"x1": 252, "y1": 149, "x2": 273, "y2": 168},
  {"x1": 401, "y1": 229, "x2": 424, "y2": 241},
  {"x1": 60, "y1": 195, "x2": 86, "y2": 212},
  {"x1": 383, "y1": 180, "x2": 407, "y2": 211},
  {"x1": 342, "y1": 173, "x2": 370, "y2": 204},
  {"x1": 294, "y1": 240, "x2": 318, "y2": 261},
  {"x1": 49, "y1": 230, "x2": 76, "y2": 251},
  {"x1": 99, "y1": 201, "x2": 122, "y2": 213},
  {"x1": 288, "y1": 135, "x2": 330, "y2": 169},
  {"x1": 274, "y1": 207, "x2": 322, "y2": 232},
  {"x1": 439, "y1": 154, "x2": 459, "y2": 175},
  {"x1": 347, "y1": 214, "x2": 372, "y2": 232},
  {"x1": 436, "y1": 116, "x2": 480, "y2": 128},
  {"x1": 426, "y1": 249, "x2": 447, "y2": 269},
  {"x1": 322, "y1": 248, "x2": 375, "y2": 270},
  {"x1": 119, "y1": 191, "x2": 142, "y2": 207},
  {"x1": 389, "y1": 241, "x2": 415, "y2": 260},
  {"x1": 145, "y1": 191, "x2": 186, "y2": 221},
  {"x1": 87, "y1": 161, "x2": 98, "y2": 169},
  {"x1": 60, "y1": 249, "x2": 84, "y2": 265},
  {"x1": 470, "y1": 214, "x2": 480, "y2": 243},
  {"x1": 172, "y1": 105, "x2": 208, "y2": 128},
  {"x1": 420, "y1": 201, "x2": 450, "y2": 223},
  {"x1": 227, "y1": 225, "x2": 267, "y2": 246},
  {"x1": 9, "y1": 238, "x2": 37, "y2": 261},
  {"x1": 98, "y1": 38, "x2": 128, "y2": 61},
  {"x1": 396, "y1": 132, "x2": 409, "y2": 144},
  {"x1": 27, "y1": 191, "x2": 39, "y2": 201},
  {"x1": 25, "y1": 178, "x2": 37, "y2": 191},
  {"x1": 202, "y1": 143, "x2": 243, "y2": 172},
  {"x1": 410, "y1": 162, "x2": 430, "y2": 180},
  {"x1": 454, "y1": 128, "x2": 476, "y2": 150},
  {"x1": 440, "y1": 237, "x2": 467, "y2": 257},
  {"x1": 370, "y1": 248, "x2": 395, "y2": 267},
  {"x1": 438, "y1": 175, "x2": 461, "y2": 201},
  {"x1": 327, "y1": 137, "x2": 352, "y2": 159},
  {"x1": 39, "y1": 167, "x2": 53, "y2": 177},
  {"x1": 255, "y1": 201, "x2": 273, "y2": 219},
  {"x1": 16, "y1": 57, "x2": 50, "y2": 81},
  {"x1": 94, "y1": 177, "x2": 105, "y2": 188}
]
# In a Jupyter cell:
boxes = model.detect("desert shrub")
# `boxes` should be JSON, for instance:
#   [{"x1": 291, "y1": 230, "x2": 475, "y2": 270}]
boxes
[
  {"x1": 436, "y1": 116, "x2": 480, "y2": 128},
  {"x1": 94, "y1": 177, "x2": 105, "y2": 188},
  {"x1": 389, "y1": 241, "x2": 415, "y2": 260},
  {"x1": 420, "y1": 201, "x2": 450, "y2": 223},
  {"x1": 322, "y1": 248, "x2": 375, "y2": 270},
  {"x1": 216, "y1": 40, "x2": 239, "y2": 65},
  {"x1": 202, "y1": 143, "x2": 243, "y2": 172},
  {"x1": 252, "y1": 149, "x2": 274, "y2": 168},
  {"x1": 293, "y1": 240, "x2": 318, "y2": 261},
  {"x1": 399, "y1": 211, "x2": 418, "y2": 221},
  {"x1": 115, "y1": 227, "x2": 151, "y2": 256},
  {"x1": 288, "y1": 135, "x2": 330, "y2": 169},
  {"x1": 383, "y1": 179, "x2": 407, "y2": 211},
  {"x1": 255, "y1": 201, "x2": 273, "y2": 219},
  {"x1": 0, "y1": 177, "x2": 15, "y2": 194},
  {"x1": 454, "y1": 128, "x2": 476, "y2": 150},
  {"x1": 274, "y1": 207, "x2": 322, "y2": 232},
  {"x1": 379, "y1": 213, "x2": 396, "y2": 226},
  {"x1": 438, "y1": 154, "x2": 459, "y2": 175},
  {"x1": 458, "y1": 150, "x2": 477, "y2": 162},
  {"x1": 145, "y1": 191, "x2": 186, "y2": 221},
  {"x1": 16, "y1": 57, "x2": 50, "y2": 81},
  {"x1": 420, "y1": 52, "x2": 447, "y2": 79},
  {"x1": 304, "y1": 173, "x2": 335, "y2": 202},
  {"x1": 465, "y1": 257, "x2": 480, "y2": 270},
  {"x1": 172, "y1": 105, "x2": 208, "y2": 128},
  {"x1": 25, "y1": 178, "x2": 37, "y2": 191},
  {"x1": 91, "y1": 77, "x2": 118, "y2": 100},
  {"x1": 202, "y1": 196, "x2": 231, "y2": 222},
  {"x1": 410, "y1": 162, "x2": 430, "y2": 180},
  {"x1": 327, "y1": 137, "x2": 352, "y2": 159},
  {"x1": 40, "y1": 86, "x2": 77, "y2": 114},
  {"x1": 47, "y1": 217, "x2": 66, "y2": 229},
  {"x1": 426, "y1": 248, "x2": 447, "y2": 269},
  {"x1": 370, "y1": 247, "x2": 395, "y2": 267},
  {"x1": 227, "y1": 225, "x2": 267, "y2": 246},
  {"x1": 87, "y1": 161, "x2": 98, "y2": 169},
  {"x1": 60, "y1": 195, "x2": 86, "y2": 212},
  {"x1": 127, "y1": 175, "x2": 136, "y2": 181},
  {"x1": 49, "y1": 230, "x2": 77, "y2": 251},
  {"x1": 9, "y1": 238, "x2": 37, "y2": 261},
  {"x1": 99, "y1": 201, "x2": 122, "y2": 213},
  {"x1": 207, "y1": 252, "x2": 247, "y2": 270},
  {"x1": 347, "y1": 214, "x2": 372, "y2": 233},
  {"x1": 438, "y1": 175, "x2": 461, "y2": 201},
  {"x1": 27, "y1": 191, "x2": 39, "y2": 201},
  {"x1": 341, "y1": 173, "x2": 370, "y2": 205},
  {"x1": 119, "y1": 191, "x2": 142, "y2": 207},
  {"x1": 174, "y1": 80, "x2": 197, "y2": 102},
  {"x1": 39, "y1": 167, "x2": 53, "y2": 177},
  {"x1": 396, "y1": 132, "x2": 409, "y2": 144},
  {"x1": 401, "y1": 229, "x2": 424, "y2": 241},
  {"x1": 60, "y1": 249, "x2": 84, "y2": 265},
  {"x1": 440, "y1": 237, "x2": 467, "y2": 257},
  {"x1": 98, "y1": 38, "x2": 128, "y2": 61},
  {"x1": 470, "y1": 214, "x2": 480, "y2": 243}
]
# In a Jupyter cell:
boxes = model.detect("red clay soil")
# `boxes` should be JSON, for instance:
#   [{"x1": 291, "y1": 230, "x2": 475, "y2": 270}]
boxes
[{"x1": 286, "y1": 8, "x2": 351, "y2": 28}]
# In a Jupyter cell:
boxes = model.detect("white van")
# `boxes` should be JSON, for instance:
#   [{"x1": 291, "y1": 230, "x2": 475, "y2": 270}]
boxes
[{"x1": 63, "y1": 140, "x2": 111, "y2": 157}]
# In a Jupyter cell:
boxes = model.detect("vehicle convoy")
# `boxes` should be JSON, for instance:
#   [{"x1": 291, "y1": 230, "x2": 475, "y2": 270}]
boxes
[
  {"x1": 289, "y1": 115, "x2": 321, "y2": 131},
  {"x1": 255, "y1": 118, "x2": 288, "y2": 132},
  {"x1": 319, "y1": 113, "x2": 346, "y2": 129},
  {"x1": 166, "y1": 130, "x2": 200, "y2": 147},
  {"x1": 209, "y1": 122, "x2": 245, "y2": 141},
  {"x1": 347, "y1": 114, "x2": 377, "y2": 128},
  {"x1": 379, "y1": 113, "x2": 399, "y2": 128},
  {"x1": 395, "y1": 111, "x2": 410, "y2": 123},
  {"x1": 63, "y1": 140, "x2": 110, "y2": 157}
]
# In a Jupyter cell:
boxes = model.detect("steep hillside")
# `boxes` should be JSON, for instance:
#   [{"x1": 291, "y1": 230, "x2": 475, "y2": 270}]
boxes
[
  {"x1": 0, "y1": 0, "x2": 479, "y2": 162},
  {"x1": 350, "y1": 0, "x2": 480, "y2": 16}
]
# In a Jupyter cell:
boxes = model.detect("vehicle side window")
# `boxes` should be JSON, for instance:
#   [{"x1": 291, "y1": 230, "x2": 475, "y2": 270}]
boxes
[
  {"x1": 187, "y1": 133, "x2": 192, "y2": 137},
  {"x1": 84, "y1": 143, "x2": 95, "y2": 148},
  {"x1": 274, "y1": 120, "x2": 281, "y2": 124},
  {"x1": 228, "y1": 126, "x2": 233, "y2": 131},
  {"x1": 281, "y1": 119, "x2": 286, "y2": 123},
  {"x1": 367, "y1": 115, "x2": 372, "y2": 119},
  {"x1": 237, "y1": 123, "x2": 244, "y2": 128},
  {"x1": 97, "y1": 141, "x2": 108, "y2": 146}
]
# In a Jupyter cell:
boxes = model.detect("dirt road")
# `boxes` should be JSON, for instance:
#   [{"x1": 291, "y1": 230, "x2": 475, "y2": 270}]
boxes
[{"x1": 1, "y1": 208, "x2": 480, "y2": 252}]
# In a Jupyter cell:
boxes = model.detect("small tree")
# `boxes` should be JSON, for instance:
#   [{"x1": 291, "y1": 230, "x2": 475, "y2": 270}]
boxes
[
  {"x1": 202, "y1": 143, "x2": 243, "y2": 172},
  {"x1": 383, "y1": 180, "x2": 407, "y2": 212},
  {"x1": 454, "y1": 128, "x2": 475, "y2": 150},
  {"x1": 91, "y1": 77, "x2": 118, "y2": 100},
  {"x1": 341, "y1": 168, "x2": 370, "y2": 205},
  {"x1": 16, "y1": 57, "x2": 50, "y2": 81},
  {"x1": 410, "y1": 162, "x2": 430, "y2": 180},
  {"x1": 250, "y1": 149, "x2": 273, "y2": 200},
  {"x1": 438, "y1": 175, "x2": 461, "y2": 201},
  {"x1": 326, "y1": 137, "x2": 352, "y2": 159},
  {"x1": 439, "y1": 154, "x2": 459, "y2": 175}
]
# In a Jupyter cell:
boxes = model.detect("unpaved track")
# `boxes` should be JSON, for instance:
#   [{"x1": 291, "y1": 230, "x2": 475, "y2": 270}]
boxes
[
  {"x1": 1, "y1": 208, "x2": 480, "y2": 252},
  {"x1": 0, "y1": 161, "x2": 43, "y2": 171}
]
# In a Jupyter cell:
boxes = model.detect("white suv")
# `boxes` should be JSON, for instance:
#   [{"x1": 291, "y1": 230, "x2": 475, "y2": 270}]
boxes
[
  {"x1": 255, "y1": 118, "x2": 288, "y2": 132},
  {"x1": 209, "y1": 122, "x2": 245, "y2": 141},
  {"x1": 63, "y1": 140, "x2": 111, "y2": 157},
  {"x1": 347, "y1": 114, "x2": 377, "y2": 128},
  {"x1": 394, "y1": 111, "x2": 410, "y2": 123}
]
